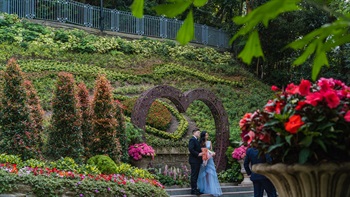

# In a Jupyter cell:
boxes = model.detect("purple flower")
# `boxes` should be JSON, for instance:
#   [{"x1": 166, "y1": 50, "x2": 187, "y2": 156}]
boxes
[
  {"x1": 95, "y1": 189, "x2": 99, "y2": 193},
  {"x1": 79, "y1": 194, "x2": 83, "y2": 197}
]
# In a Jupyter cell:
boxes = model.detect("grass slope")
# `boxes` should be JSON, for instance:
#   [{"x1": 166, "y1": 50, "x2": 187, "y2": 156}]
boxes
[{"x1": 0, "y1": 14, "x2": 272, "y2": 148}]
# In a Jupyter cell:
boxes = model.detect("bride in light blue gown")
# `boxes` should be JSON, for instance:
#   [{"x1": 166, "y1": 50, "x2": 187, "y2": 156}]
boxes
[{"x1": 197, "y1": 131, "x2": 223, "y2": 197}]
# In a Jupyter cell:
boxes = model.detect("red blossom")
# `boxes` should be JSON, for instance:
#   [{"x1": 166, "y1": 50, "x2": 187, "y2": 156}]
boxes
[
  {"x1": 264, "y1": 100, "x2": 275, "y2": 113},
  {"x1": 295, "y1": 101, "x2": 307, "y2": 110},
  {"x1": 298, "y1": 79, "x2": 311, "y2": 96},
  {"x1": 285, "y1": 83, "x2": 299, "y2": 95},
  {"x1": 305, "y1": 92, "x2": 323, "y2": 106},
  {"x1": 275, "y1": 101, "x2": 283, "y2": 114},
  {"x1": 284, "y1": 115, "x2": 304, "y2": 134},
  {"x1": 344, "y1": 111, "x2": 350, "y2": 122},
  {"x1": 239, "y1": 113, "x2": 252, "y2": 128},
  {"x1": 324, "y1": 90, "x2": 340, "y2": 109},
  {"x1": 271, "y1": 85, "x2": 280, "y2": 91},
  {"x1": 318, "y1": 78, "x2": 333, "y2": 91}
]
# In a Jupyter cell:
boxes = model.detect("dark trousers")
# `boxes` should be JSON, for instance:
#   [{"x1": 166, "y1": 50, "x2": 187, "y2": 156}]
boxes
[
  {"x1": 253, "y1": 178, "x2": 277, "y2": 197},
  {"x1": 190, "y1": 163, "x2": 201, "y2": 191}
]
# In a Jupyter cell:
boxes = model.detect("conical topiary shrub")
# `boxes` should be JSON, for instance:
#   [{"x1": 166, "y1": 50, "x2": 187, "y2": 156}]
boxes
[
  {"x1": 115, "y1": 100, "x2": 128, "y2": 163},
  {"x1": 46, "y1": 72, "x2": 83, "y2": 163},
  {"x1": 90, "y1": 75, "x2": 121, "y2": 162},
  {"x1": 77, "y1": 82, "x2": 93, "y2": 159},
  {"x1": 24, "y1": 80, "x2": 44, "y2": 150},
  {"x1": 0, "y1": 58, "x2": 40, "y2": 160}
]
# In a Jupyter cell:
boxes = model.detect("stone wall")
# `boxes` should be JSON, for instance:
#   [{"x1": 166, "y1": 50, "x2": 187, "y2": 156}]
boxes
[
  {"x1": 153, "y1": 147, "x2": 189, "y2": 168},
  {"x1": 130, "y1": 148, "x2": 189, "y2": 170}
]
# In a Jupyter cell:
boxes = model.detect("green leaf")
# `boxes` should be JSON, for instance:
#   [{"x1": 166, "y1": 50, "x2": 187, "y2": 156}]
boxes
[
  {"x1": 263, "y1": 120, "x2": 280, "y2": 127},
  {"x1": 315, "y1": 139, "x2": 327, "y2": 152},
  {"x1": 312, "y1": 51, "x2": 329, "y2": 80},
  {"x1": 267, "y1": 143, "x2": 284, "y2": 152},
  {"x1": 131, "y1": 0, "x2": 144, "y2": 18},
  {"x1": 193, "y1": 0, "x2": 208, "y2": 7},
  {"x1": 154, "y1": 1, "x2": 192, "y2": 18},
  {"x1": 282, "y1": 148, "x2": 290, "y2": 161},
  {"x1": 285, "y1": 135, "x2": 293, "y2": 145},
  {"x1": 238, "y1": 30, "x2": 264, "y2": 64},
  {"x1": 299, "y1": 148, "x2": 310, "y2": 164},
  {"x1": 299, "y1": 135, "x2": 313, "y2": 147},
  {"x1": 292, "y1": 43, "x2": 316, "y2": 66},
  {"x1": 176, "y1": 10, "x2": 194, "y2": 45}
]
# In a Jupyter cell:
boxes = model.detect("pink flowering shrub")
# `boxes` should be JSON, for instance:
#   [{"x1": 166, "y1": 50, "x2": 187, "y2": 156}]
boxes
[
  {"x1": 232, "y1": 145, "x2": 248, "y2": 160},
  {"x1": 239, "y1": 78, "x2": 350, "y2": 164},
  {"x1": 128, "y1": 143, "x2": 155, "y2": 161}
]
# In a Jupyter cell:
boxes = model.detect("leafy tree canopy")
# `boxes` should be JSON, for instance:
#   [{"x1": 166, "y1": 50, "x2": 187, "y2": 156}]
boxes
[{"x1": 130, "y1": 0, "x2": 350, "y2": 81}]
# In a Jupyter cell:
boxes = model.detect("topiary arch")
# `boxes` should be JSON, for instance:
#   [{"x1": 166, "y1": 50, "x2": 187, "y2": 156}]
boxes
[{"x1": 131, "y1": 85, "x2": 229, "y2": 172}]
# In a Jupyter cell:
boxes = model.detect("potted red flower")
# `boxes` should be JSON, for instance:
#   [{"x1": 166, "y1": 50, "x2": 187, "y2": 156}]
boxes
[{"x1": 239, "y1": 78, "x2": 350, "y2": 197}]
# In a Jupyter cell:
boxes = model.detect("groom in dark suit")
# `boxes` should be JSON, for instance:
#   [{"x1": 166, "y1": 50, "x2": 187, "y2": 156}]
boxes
[{"x1": 189, "y1": 129, "x2": 203, "y2": 195}]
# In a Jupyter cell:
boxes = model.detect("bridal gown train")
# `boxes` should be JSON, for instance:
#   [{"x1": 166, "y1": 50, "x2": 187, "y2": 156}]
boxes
[{"x1": 197, "y1": 141, "x2": 223, "y2": 197}]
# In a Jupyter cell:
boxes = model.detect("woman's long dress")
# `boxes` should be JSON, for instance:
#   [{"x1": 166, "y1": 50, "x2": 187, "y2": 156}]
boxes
[{"x1": 197, "y1": 141, "x2": 223, "y2": 197}]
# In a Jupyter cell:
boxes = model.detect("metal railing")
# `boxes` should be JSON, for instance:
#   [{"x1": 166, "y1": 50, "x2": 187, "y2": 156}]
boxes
[{"x1": 0, "y1": 0, "x2": 230, "y2": 48}]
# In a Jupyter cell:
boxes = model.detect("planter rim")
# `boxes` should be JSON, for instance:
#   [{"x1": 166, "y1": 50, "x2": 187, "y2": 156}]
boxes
[{"x1": 253, "y1": 162, "x2": 350, "y2": 174}]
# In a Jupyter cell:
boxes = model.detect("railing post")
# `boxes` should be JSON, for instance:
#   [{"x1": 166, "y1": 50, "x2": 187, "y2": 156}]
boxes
[
  {"x1": 57, "y1": 0, "x2": 68, "y2": 22},
  {"x1": 2, "y1": 0, "x2": 9, "y2": 14},
  {"x1": 136, "y1": 16, "x2": 144, "y2": 35},
  {"x1": 111, "y1": 9, "x2": 119, "y2": 31},
  {"x1": 83, "y1": 4, "x2": 92, "y2": 27},
  {"x1": 201, "y1": 25, "x2": 208, "y2": 45},
  {"x1": 160, "y1": 16, "x2": 167, "y2": 38},
  {"x1": 25, "y1": 0, "x2": 35, "y2": 18},
  {"x1": 99, "y1": 0, "x2": 104, "y2": 32}
]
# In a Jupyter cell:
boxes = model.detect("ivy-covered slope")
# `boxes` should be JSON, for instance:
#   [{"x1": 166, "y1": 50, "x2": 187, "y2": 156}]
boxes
[{"x1": 0, "y1": 13, "x2": 272, "y2": 147}]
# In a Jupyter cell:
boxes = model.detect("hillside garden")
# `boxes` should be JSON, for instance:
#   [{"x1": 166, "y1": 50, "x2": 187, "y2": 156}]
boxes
[{"x1": 0, "y1": 13, "x2": 273, "y2": 195}]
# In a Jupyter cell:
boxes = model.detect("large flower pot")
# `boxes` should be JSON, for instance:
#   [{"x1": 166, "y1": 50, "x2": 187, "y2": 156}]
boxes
[
  {"x1": 253, "y1": 162, "x2": 350, "y2": 197},
  {"x1": 130, "y1": 157, "x2": 153, "y2": 169},
  {"x1": 238, "y1": 159, "x2": 253, "y2": 186}
]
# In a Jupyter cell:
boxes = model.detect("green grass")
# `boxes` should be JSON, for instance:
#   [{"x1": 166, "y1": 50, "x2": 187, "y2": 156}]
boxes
[{"x1": 0, "y1": 14, "x2": 273, "y2": 148}]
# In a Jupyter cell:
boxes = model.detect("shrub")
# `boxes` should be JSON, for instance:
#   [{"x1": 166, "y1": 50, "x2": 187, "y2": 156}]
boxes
[
  {"x1": 122, "y1": 97, "x2": 171, "y2": 130},
  {"x1": 22, "y1": 158, "x2": 46, "y2": 168},
  {"x1": 23, "y1": 80, "x2": 44, "y2": 150},
  {"x1": 115, "y1": 163, "x2": 155, "y2": 179},
  {"x1": 0, "y1": 58, "x2": 40, "y2": 160},
  {"x1": 0, "y1": 154, "x2": 22, "y2": 165},
  {"x1": 115, "y1": 100, "x2": 128, "y2": 163},
  {"x1": 87, "y1": 155, "x2": 118, "y2": 175},
  {"x1": 125, "y1": 121, "x2": 143, "y2": 145},
  {"x1": 48, "y1": 157, "x2": 79, "y2": 172},
  {"x1": 217, "y1": 163, "x2": 243, "y2": 183},
  {"x1": 77, "y1": 82, "x2": 92, "y2": 159},
  {"x1": 46, "y1": 72, "x2": 83, "y2": 163},
  {"x1": 90, "y1": 75, "x2": 121, "y2": 162}
]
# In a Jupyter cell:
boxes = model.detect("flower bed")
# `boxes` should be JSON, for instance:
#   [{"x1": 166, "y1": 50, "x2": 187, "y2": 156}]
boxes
[{"x1": 0, "y1": 162, "x2": 167, "y2": 196}]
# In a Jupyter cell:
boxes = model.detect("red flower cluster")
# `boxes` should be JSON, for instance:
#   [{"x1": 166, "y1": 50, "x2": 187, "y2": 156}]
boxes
[
  {"x1": 0, "y1": 162, "x2": 164, "y2": 188},
  {"x1": 239, "y1": 78, "x2": 350, "y2": 164}
]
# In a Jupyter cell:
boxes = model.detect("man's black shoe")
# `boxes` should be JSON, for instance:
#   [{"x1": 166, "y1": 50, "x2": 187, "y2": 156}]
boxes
[{"x1": 191, "y1": 189, "x2": 203, "y2": 195}]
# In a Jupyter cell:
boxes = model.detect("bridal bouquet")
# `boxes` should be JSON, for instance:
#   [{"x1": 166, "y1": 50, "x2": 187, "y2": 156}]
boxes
[
  {"x1": 240, "y1": 78, "x2": 350, "y2": 164},
  {"x1": 201, "y1": 148, "x2": 215, "y2": 166}
]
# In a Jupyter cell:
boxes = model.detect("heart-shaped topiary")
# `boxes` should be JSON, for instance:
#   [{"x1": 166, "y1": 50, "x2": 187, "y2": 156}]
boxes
[{"x1": 131, "y1": 85, "x2": 229, "y2": 172}]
